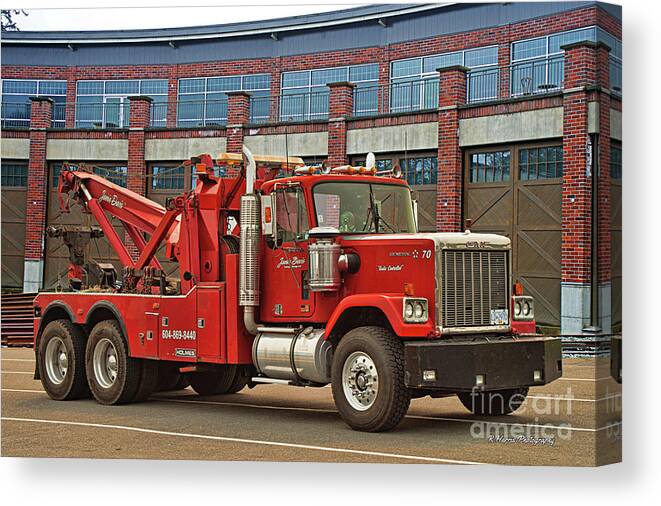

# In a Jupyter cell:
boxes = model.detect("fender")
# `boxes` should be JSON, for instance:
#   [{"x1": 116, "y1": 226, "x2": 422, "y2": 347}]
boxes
[
  {"x1": 85, "y1": 300, "x2": 130, "y2": 344},
  {"x1": 35, "y1": 300, "x2": 76, "y2": 343},
  {"x1": 324, "y1": 293, "x2": 435, "y2": 339}
]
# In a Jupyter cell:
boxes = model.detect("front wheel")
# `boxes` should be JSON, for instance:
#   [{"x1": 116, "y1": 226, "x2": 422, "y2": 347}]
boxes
[
  {"x1": 457, "y1": 388, "x2": 529, "y2": 415},
  {"x1": 331, "y1": 326, "x2": 410, "y2": 432}
]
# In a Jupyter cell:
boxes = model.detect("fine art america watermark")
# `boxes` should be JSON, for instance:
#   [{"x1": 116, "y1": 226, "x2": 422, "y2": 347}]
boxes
[{"x1": 467, "y1": 386, "x2": 622, "y2": 445}]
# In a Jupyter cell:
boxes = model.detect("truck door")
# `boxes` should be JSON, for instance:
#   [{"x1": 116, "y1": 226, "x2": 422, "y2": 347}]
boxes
[{"x1": 261, "y1": 185, "x2": 314, "y2": 320}]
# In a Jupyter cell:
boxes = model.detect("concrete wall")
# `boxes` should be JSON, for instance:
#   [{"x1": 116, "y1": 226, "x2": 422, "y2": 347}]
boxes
[
  {"x1": 46, "y1": 139, "x2": 128, "y2": 160},
  {"x1": 347, "y1": 122, "x2": 437, "y2": 155},
  {"x1": 244, "y1": 132, "x2": 328, "y2": 157},
  {"x1": 1, "y1": 138, "x2": 30, "y2": 159},
  {"x1": 145, "y1": 137, "x2": 227, "y2": 161},
  {"x1": 459, "y1": 107, "x2": 563, "y2": 146}
]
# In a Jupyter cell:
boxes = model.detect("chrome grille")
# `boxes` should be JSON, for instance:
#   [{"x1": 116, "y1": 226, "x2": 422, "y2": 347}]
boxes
[{"x1": 441, "y1": 249, "x2": 509, "y2": 328}]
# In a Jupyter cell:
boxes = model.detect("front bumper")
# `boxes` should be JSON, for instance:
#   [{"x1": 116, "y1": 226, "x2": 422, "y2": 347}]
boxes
[{"x1": 404, "y1": 335, "x2": 562, "y2": 392}]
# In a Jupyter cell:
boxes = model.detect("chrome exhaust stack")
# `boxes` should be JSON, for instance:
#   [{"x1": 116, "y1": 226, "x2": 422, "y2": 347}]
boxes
[{"x1": 240, "y1": 146, "x2": 260, "y2": 335}]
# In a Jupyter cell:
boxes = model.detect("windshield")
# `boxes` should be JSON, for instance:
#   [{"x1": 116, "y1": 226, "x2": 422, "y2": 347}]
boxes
[{"x1": 313, "y1": 181, "x2": 416, "y2": 234}]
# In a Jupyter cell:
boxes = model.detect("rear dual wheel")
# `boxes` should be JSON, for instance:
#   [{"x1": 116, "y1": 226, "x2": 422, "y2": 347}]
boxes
[
  {"x1": 85, "y1": 320, "x2": 158, "y2": 405},
  {"x1": 38, "y1": 319, "x2": 90, "y2": 401}
]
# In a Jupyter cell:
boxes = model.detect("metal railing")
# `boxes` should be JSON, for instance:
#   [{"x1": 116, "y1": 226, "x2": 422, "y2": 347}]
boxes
[
  {"x1": 250, "y1": 90, "x2": 331, "y2": 123},
  {"x1": 467, "y1": 56, "x2": 565, "y2": 104},
  {"x1": 353, "y1": 79, "x2": 440, "y2": 116},
  {"x1": 74, "y1": 102, "x2": 131, "y2": 129},
  {"x1": 0, "y1": 102, "x2": 32, "y2": 128}
]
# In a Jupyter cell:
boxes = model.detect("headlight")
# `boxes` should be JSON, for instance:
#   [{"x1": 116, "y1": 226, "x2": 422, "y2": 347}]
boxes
[
  {"x1": 403, "y1": 297, "x2": 428, "y2": 323},
  {"x1": 523, "y1": 301, "x2": 531, "y2": 316},
  {"x1": 512, "y1": 296, "x2": 534, "y2": 321}
]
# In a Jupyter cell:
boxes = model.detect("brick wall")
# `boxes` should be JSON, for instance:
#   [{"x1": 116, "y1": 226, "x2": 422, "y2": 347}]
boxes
[
  {"x1": 436, "y1": 66, "x2": 467, "y2": 233},
  {"x1": 24, "y1": 98, "x2": 52, "y2": 262},
  {"x1": 327, "y1": 82, "x2": 355, "y2": 167},
  {"x1": 560, "y1": 41, "x2": 611, "y2": 285}
]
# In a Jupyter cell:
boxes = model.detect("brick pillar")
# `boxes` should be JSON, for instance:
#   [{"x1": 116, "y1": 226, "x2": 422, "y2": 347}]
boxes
[
  {"x1": 595, "y1": 43, "x2": 613, "y2": 332},
  {"x1": 166, "y1": 68, "x2": 178, "y2": 128},
  {"x1": 497, "y1": 43, "x2": 511, "y2": 99},
  {"x1": 327, "y1": 81, "x2": 355, "y2": 167},
  {"x1": 436, "y1": 66, "x2": 468, "y2": 232},
  {"x1": 23, "y1": 97, "x2": 53, "y2": 292},
  {"x1": 127, "y1": 96, "x2": 152, "y2": 260},
  {"x1": 65, "y1": 71, "x2": 77, "y2": 128},
  {"x1": 225, "y1": 91, "x2": 251, "y2": 177},
  {"x1": 560, "y1": 40, "x2": 611, "y2": 333}
]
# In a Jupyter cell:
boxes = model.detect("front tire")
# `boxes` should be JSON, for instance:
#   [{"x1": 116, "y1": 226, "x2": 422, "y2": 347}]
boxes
[
  {"x1": 38, "y1": 319, "x2": 90, "y2": 400},
  {"x1": 85, "y1": 320, "x2": 142, "y2": 405},
  {"x1": 458, "y1": 388, "x2": 529, "y2": 415},
  {"x1": 331, "y1": 326, "x2": 410, "y2": 432}
]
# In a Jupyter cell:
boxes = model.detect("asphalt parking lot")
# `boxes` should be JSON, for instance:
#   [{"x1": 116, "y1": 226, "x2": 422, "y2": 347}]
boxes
[{"x1": 1, "y1": 346, "x2": 621, "y2": 466}]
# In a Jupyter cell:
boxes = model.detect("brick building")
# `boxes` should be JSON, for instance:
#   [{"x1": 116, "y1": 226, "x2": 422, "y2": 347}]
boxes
[{"x1": 0, "y1": 2, "x2": 622, "y2": 333}]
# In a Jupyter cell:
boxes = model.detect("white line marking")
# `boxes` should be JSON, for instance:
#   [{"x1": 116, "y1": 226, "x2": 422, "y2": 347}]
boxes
[
  {"x1": 1, "y1": 371, "x2": 34, "y2": 375},
  {"x1": 0, "y1": 416, "x2": 482, "y2": 465},
  {"x1": 1, "y1": 388, "x2": 620, "y2": 433},
  {"x1": 1, "y1": 358, "x2": 34, "y2": 362}
]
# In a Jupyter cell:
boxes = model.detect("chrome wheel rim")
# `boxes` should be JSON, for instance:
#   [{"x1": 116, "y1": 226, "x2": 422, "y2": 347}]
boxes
[
  {"x1": 342, "y1": 351, "x2": 379, "y2": 411},
  {"x1": 93, "y1": 338, "x2": 118, "y2": 389},
  {"x1": 45, "y1": 337, "x2": 68, "y2": 385}
]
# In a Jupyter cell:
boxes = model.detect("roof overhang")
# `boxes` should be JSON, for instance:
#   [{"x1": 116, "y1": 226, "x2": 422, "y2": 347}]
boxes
[{"x1": 2, "y1": 4, "x2": 453, "y2": 45}]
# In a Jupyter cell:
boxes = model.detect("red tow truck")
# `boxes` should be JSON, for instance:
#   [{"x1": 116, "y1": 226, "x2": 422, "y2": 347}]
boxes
[{"x1": 33, "y1": 147, "x2": 562, "y2": 431}]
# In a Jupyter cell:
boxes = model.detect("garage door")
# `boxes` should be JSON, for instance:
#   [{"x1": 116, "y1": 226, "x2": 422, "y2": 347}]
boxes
[
  {"x1": 464, "y1": 143, "x2": 563, "y2": 327},
  {"x1": 1, "y1": 162, "x2": 28, "y2": 290},
  {"x1": 610, "y1": 145, "x2": 622, "y2": 329},
  {"x1": 44, "y1": 163, "x2": 126, "y2": 289}
]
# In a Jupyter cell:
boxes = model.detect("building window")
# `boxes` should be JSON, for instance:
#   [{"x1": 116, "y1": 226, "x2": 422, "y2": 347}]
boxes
[
  {"x1": 1, "y1": 162, "x2": 28, "y2": 188},
  {"x1": 611, "y1": 145, "x2": 622, "y2": 180},
  {"x1": 281, "y1": 64, "x2": 378, "y2": 120},
  {"x1": 1, "y1": 79, "x2": 67, "y2": 128},
  {"x1": 511, "y1": 26, "x2": 622, "y2": 96},
  {"x1": 75, "y1": 79, "x2": 168, "y2": 128},
  {"x1": 177, "y1": 74, "x2": 270, "y2": 127},
  {"x1": 150, "y1": 165, "x2": 185, "y2": 191},
  {"x1": 519, "y1": 146, "x2": 563, "y2": 180},
  {"x1": 391, "y1": 46, "x2": 498, "y2": 109},
  {"x1": 469, "y1": 150, "x2": 511, "y2": 183},
  {"x1": 352, "y1": 158, "x2": 392, "y2": 170},
  {"x1": 404, "y1": 156, "x2": 437, "y2": 186},
  {"x1": 51, "y1": 163, "x2": 127, "y2": 188}
]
